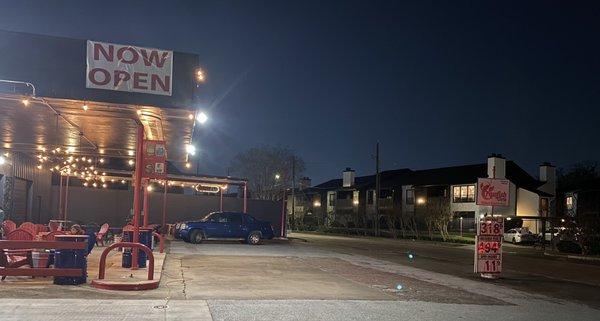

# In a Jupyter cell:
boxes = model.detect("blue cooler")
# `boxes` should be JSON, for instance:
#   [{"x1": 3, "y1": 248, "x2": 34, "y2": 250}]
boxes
[{"x1": 53, "y1": 235, "x2": 88, "y2": 285}]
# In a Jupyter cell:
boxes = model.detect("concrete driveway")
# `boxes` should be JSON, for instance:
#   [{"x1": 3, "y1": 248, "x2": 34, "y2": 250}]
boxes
[{"x1": 1, "y1": 237, "x2": 599, "y2": 320}]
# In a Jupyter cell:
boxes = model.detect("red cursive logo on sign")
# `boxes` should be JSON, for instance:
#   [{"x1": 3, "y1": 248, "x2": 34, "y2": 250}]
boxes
[{"x1": 479, "y1": 183, "x2": 507, "y2": 202}]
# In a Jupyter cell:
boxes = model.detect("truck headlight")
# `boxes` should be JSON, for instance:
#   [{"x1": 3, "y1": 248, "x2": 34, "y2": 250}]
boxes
[{"x1": 180, "y1": 223, "x2": 187, "y2": 230}]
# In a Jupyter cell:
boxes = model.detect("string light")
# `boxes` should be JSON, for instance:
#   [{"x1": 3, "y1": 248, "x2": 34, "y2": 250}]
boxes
[
  {"x1": 128, "y1": 159, "x2": 134, "y2": 166},
  {"x1": 99, "y1": 158, "x2": 105, "y2": 164},
  {"x1": 82, "y1": 104, "x2": 88, "y2": 111},
  {"x1": 121, "y1": 179, "x2": 126, "y2": 184}
]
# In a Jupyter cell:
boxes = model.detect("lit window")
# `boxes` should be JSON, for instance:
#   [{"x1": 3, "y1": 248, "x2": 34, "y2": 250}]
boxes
[
  {"x1": 453, "y1": 185, "x2": 476, "y2": 203},
  {"x1": 467, "y1": 185, "x2": 475, "y2": 202},
  {"x1": 406, "y1": 189, "x2": 414, "y2": 205},
  {"x1": 566, "y1": 196, "x2": 573, "y2": 210}
]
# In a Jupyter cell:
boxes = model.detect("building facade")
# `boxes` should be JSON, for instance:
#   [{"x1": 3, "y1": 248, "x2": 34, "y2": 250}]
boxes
[{"x1": 289, "y1": 155, "x2": 556, "y2": 234}]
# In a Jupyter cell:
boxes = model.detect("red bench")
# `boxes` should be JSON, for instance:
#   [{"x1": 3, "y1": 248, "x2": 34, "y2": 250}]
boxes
[{"x1": 0, "y1": 240, "x2": 87, "y2": 279}]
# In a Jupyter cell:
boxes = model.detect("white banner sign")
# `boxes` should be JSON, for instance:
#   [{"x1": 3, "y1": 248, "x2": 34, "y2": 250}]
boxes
[{"x1": 86, "y1": 40, "x2": 173, "y2": 96}]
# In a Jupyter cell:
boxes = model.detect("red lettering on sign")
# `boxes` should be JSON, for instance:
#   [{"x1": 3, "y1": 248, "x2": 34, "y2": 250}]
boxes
[
  {"x1": 88, "y1": 68, "x2": 111, "y2": 86},
  {"x1": 140, "y1": 49, "x2": 170, "y2": 68},
  {"x1": 117, "y1": 47, "x2": 139, "y2": 64},
  {"x1": 151, "y1": 74, "x2": 170, "y2": 92},
  {"x1": 113, "y1": 70, "x2": 131, "y2": 87},
  {"x1": 480, "y1": 183, "x2": 507, "y2": 202},
  {"x1": 93, "y1": 43, "x2": 114, "y2": 61},
  {"x1": 133, "y1": 72, "x2": 149, "y2": 90}
]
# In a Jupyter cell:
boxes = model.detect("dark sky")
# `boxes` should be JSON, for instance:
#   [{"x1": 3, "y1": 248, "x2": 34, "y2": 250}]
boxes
[{"x1": 1, "y1": 1, "x2": 599, "y2": 183}]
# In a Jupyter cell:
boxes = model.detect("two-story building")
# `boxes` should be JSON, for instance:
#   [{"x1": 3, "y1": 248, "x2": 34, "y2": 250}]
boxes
[{"x1": 292, "y1": 154, "x2": 556, "y2": 234}]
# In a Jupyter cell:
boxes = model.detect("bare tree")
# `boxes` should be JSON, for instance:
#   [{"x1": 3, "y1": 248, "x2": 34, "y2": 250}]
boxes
[
  {"x1": 422, "y1": 196, "x2": 452, "y2": 240},
  {"x1": 229, "y1": 145, "x2": 305, "y2": 200}
]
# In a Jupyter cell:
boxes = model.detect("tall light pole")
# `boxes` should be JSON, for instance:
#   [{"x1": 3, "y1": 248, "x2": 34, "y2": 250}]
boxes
[{"x1": 375, "y1": 142, "x2": 380, "y2": 237}]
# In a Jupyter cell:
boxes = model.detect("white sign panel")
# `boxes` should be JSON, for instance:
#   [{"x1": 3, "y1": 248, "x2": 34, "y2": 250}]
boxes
[
  {"x1": 476, "y1": 178, "x2": 510, "y2": 207},
  {"x1": 475, "y1": 217, "x2": 504, "y2": 274},
  {"x1": 86, "y1": 40, "x2": 173, "y2": 96}
]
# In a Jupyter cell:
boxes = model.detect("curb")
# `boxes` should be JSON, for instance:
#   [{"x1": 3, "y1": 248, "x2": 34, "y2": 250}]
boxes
[{"x1": 543, "y1": 252, "x2": 600, "y2": 262}]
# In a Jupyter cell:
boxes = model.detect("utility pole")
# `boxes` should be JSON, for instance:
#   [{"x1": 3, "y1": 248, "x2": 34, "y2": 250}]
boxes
[
  {"x1": 291, "y1": 156, "x2": 296, "y2": 230},
  {"x1": 375, "y1": 142, "x2": 380, "y2": 237}
]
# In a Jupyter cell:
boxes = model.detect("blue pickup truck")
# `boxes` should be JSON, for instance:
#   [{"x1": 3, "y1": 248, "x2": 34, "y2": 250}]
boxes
[{"x1": 178, "y1": 211, "x2": 275, "y2": 245}]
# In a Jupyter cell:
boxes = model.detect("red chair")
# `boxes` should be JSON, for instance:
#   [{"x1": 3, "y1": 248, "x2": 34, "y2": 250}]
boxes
[
  {"x1": 35, "y1": 224, "x2": 48, "y2": 234},
  {"x1": 19, "y1": 222, "x2": 36, "y2": 235},
  {"x1": 95, "y1": 223, "x2": 110, "y2": 246},
  {"x1": 2, "y1": 220, "x2": 17, "y2": 238},
  {"x1": 0, "y1": 248, "x2": 30, "y2": 281},
  {"x1": 48, "y1": 221, "x2": 60, "y2": 232},
  {"x1": 7, "y1": 228, "x2": 34, "y2": 241},
  {"x1": 2, "y1": 228, "x2": 35, "y2": 280}
]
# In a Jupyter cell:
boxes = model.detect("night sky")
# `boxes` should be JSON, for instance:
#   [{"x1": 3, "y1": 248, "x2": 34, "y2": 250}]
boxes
[{"x1": 1, "y1": 1, "x2": 599, "y2": 183}]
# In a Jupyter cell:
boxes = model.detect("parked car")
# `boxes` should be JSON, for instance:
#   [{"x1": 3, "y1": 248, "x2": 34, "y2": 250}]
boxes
[
  {"x1": 179, "y1": 212, "x2": 275, "y2": 245},
  {"x1": 503, "y1": 228, "x2": 536, "y2": 244},
  {"x1": 543, "y1": 227, "x2": 562, "y2": 242}
]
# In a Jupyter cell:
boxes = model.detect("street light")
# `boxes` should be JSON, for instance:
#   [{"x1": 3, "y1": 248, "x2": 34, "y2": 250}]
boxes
[
  {"x1": 275, "y1": 173, "x2": 281, "y2": 180},
  {"x1": 185, "y1": 144, "x2": 196, "y2": 156},
  {"x1": 196, "y1": 112, "x2": 208, "y2": 124}
]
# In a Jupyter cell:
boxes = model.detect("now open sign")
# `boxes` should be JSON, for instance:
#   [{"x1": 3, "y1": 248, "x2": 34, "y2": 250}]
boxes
[{"x1": 86, "y1": 40, "x2": 173, "y2": 96}]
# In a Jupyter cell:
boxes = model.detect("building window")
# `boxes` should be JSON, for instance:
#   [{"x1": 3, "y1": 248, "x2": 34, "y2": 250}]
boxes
[
  {"x1": 367, "y1": 190, "x2": 374, "y2": 205},
  {"x1": 566, "y1": 196, "x2": 573, "y2": 210},
  {"x1": 453, "y1": 185, "x2": 475, "y2": 203},
  {"x1": 328, "y1": 193, "x2": 335, "y2": 206},
  {"x1": 406, "y1": 189, "x2": 414, "y2": 205},
  {"x1": 540, "y1": 197, "x2": 549, "y2": 217}
]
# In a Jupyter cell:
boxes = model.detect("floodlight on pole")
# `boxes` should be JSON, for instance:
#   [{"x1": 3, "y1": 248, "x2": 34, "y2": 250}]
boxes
[
  {"x1": 196, "y1": 112, "x2": 208, "y2": 124},
  {"x1": 185, "y1": 144, "x2": 196, "y2": 156}
]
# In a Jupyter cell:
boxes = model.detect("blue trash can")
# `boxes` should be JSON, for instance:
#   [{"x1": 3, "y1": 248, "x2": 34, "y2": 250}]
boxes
[
  {"x1": 122, "y1": 229, "x2": 152, "y2": 268},
  {"x1": 53, "y1": 235, "x2": 88, "y2": 285}
]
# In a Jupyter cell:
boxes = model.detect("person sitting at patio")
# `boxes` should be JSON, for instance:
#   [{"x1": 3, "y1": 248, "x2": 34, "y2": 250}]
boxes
[
  {"x1": 68, "y1": 224, "x2": 96, "y2": 254},
  {"x1": 69, "y1": 224, "x2": 84, "y2": 235}
]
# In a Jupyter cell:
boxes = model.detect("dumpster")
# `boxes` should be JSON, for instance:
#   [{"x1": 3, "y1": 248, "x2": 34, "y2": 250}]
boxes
[
  {"x1": 53, "y1": 235, "x2": 88, "y2": 285},
  {"x1": 122, "y1": 229, "x2": 152, "y2": 268}
]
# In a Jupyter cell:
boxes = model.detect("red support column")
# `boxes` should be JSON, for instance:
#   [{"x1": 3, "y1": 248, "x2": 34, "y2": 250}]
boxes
[
  {"x1": 143, "y1": 179, "x2": 149, "y2": 227},
  {"x1": 161, "y1": 181, "x2": 167, "y2": 233},
  {"x1": 64, "y1": 174, "x2": 70, "y2": 223},
  {"x1": 131, "y1": 125, "x2": 144, "y2": 269},
  {"x1": 220, "y1": 187, "x2": 223, "y2": 212},
  {"x1": 58, "y1": 175, "x2": 63, "y2": 220},
  {"x1": 243, "y1": 183, "x2": 247, "y2": 213}
]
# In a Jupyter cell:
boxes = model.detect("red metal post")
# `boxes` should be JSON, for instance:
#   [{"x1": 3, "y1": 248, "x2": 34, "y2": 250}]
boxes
[
  {"x1": 143, "y1": 179, "x2": 149, "y2": 227},
  {"x1": 220, "y1": 187, "x2": 223, "y2": 212},
  {"x1": 243, "y1": 183, "x2": 247, "y2": 213},
  {"x1": 152, "y1": 231, "x2": 165, "y2": 253},
  {"x1": 161, "y1": 181, "x2": 167, "y2": 233},
  {"x1": 64, "y1": 174, "x2": 70, "y2": 223},
  {"x1": 58, "y1": 175, "x2": 63, "y2": 220},
  {"x1": 131, "y1": 125, "x2": 144, "y2": 269}
]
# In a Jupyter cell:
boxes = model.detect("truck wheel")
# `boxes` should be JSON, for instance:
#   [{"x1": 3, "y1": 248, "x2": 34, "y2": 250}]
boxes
[
  {"x1": 190, "y1": 230, "x2": 203, "y2": 244},
  {"x1": 247, "y1": 231, "x2": 261, "y2": 245}
]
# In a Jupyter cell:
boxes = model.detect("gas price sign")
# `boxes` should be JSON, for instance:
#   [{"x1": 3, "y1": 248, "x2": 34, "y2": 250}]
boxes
[{"x1": 475, "y1": 217, "x2": 504, "y2": 274}]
